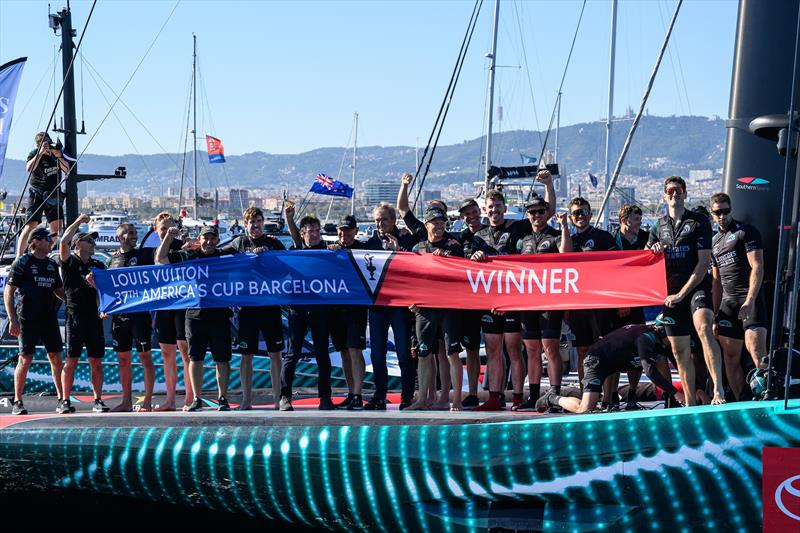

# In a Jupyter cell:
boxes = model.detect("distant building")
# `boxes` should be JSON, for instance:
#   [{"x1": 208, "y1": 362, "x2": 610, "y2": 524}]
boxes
[
  {"x1": 230, "y1": 188, "x2": 250, "y2": 210},
  {"x1": 421, "y1": 189, "x2": 442, "y2": 203},
  {"x1": 363, "y1": 180, "x2": 398, "y2": 206}
]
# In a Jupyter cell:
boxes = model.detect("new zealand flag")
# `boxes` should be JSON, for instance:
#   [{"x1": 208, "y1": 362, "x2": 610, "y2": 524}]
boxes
[{"x1": 310, "y1": 173, "x2": 354, "y2": 198}]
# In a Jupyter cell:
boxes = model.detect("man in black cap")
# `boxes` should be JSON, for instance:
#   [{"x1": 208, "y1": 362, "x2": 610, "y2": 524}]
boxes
[
  {"x1": 516, "y1": 197, "x2": 572, "y2": 410},
  {"x1": 156, "y1": 224, "x2": 234, "y2": 412},
  {"x1": 219, "y1": 206, "x2": 286, "y2": 410},
  {"x1": 107, "y1": 222, "x2": 157, "y2": 412},
  {"x1": 327, "y1": 214, "x2": 369, "y2": 410},
  {"x1": 59, "y1": 214, "x2": 109, "y2": 413},
  {"x1": 363, "y1": 202, "x2": 418, "y2": 410},
  {"x1": 17, "y1": 132, "x2": 70, "y2": 256},
  {"x1": 5, "y1": 226, "x2": 65, "y2": 415},
  {"x1": 396, "y1": 173, "x2": 449, "y2": 241}
]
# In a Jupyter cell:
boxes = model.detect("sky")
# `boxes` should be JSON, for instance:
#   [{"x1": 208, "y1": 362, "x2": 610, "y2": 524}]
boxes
[{"x1": 0, "y1": 0, "x2": 739, "y2": 159}]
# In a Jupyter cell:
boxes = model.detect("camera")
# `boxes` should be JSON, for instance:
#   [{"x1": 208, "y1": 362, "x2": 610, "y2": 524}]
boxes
[{"x1": 49, "y1": 139, "x2": 63, "y2": 151}]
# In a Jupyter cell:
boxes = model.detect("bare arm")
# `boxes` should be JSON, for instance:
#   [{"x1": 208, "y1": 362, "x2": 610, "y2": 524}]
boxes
[
  {"x1": 60, "y1": 213, "x2": 90, "y2": 262},
  {"x1": 557, "y1": 212, "x2": 573, "y2": 253},
  {"x1": 4, "y1": 285, "x2": 19, "y2": 336},
  {"x1": 396, "y1": 173, "x2": 412, "y2": 217},
  {"x1": 156, "y1": 227, "x2": 179, "y2": 264},
  {"x1": 537, "y1": 170, "x2": 557, "y2": 219},
  {"x1": 711, "y1": 265, "x2": 722, "y2": 313},
  {"x1": 284, "y1": 203, "x2": 303, "y2": 249},
  {"x1": 745, "y1": 249, "x2": 764, "y2": 303}
]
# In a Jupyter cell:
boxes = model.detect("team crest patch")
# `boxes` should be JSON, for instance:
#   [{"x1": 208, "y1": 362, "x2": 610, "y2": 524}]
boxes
[
  {"x1": 349, "y1": 250, "x2": 393, "y2": 302},
  {"x1": 584, "y1": 239, "x2": 595, "y2": 249},
  {"x1": 726, "y1": 233, "x2": 737, "y2": 243},
  {"x1": 719, "y1": 320, "x2": 733, "y2": 328}
]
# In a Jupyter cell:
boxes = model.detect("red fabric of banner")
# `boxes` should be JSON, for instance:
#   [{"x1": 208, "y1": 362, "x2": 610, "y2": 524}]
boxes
[{"x1": 374, "y1": 250, "x2": 666, "y2": 310}]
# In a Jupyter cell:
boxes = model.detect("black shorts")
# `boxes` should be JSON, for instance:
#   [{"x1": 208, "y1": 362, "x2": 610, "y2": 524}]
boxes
[
  {"x1": 568, "y1": 309, "x2": 614, "y2": 347},
  {"x1": 461, "y1": 309, "x2": 483, "y2": 350},
  {"x1": 65, "y1": 313, "x2": 105, "y2": 358},
  {"x1": 112, "y1": 313, "x2": 152, "y2": 353},
  {"x1": 186, "y1": 316, "x2": 232, "y2": 362},
  {"x1": 415, "y1": 308, "x2": 462, "y2": 357},
  {"x1": 581, "y1": 352, "x2": 618, "y2": 393},
  {"x1": 18, "y1": 315, "x2": 62, "y2": 355},
  {"x1": 480, "y1": 311, "x2": 521, "y2": 335},
  {"x1": 26, "y1": 188, "x2": 64, "y2": 224},
  {"x1": 329, "y1": 306, "x2": 368, "y2": 351},
  {"x1": 661, "y1": 287, "x2": 713, "y2": 337},
  {"x1": 155, "y1": 309, "x2": 187, "y2": 344},
  {"x1": 716, "y1": 293, "x2": 768, "y2": 340},
  {"x1": 237, "y1": 306, "x2": 285, "y2": 354},
  {"x1": 521, "y1": 310, "x2": 563, "y2": 340}
]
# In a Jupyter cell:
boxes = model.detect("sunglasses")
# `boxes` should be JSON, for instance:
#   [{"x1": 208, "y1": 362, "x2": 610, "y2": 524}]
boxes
[
  {"x1": 711, "y1": 207, "x2": 731, "y2": 216},
  {"x1": 570, "y1": 208, "x2": 589, "y2": 218},
  {"x1": 665, "y1": 187, "x2": 685, "y2": 196},
  {"x1": 527, "y1": 208, "x2": 547, "y2": 216},
  {"x1": 33, "y1": 235, "x2": 53, "y2": 243}
]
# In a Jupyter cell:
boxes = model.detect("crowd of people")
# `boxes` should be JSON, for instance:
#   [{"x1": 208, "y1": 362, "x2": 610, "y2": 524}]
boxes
[{"x1": 5, "y1": 138, "x2": 768, "y2": 416}]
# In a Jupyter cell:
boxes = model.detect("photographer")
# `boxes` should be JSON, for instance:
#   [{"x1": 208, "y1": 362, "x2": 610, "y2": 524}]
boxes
[{"x1": 17, "y1": 132, "x2": 70, "y2": 256}]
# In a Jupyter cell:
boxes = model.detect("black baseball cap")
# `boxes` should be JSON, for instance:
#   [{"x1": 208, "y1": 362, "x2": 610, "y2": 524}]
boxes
[
  {"x1": 424, "y1": 208, "x2": 447, "y2": 223},
  {"x1": 70, "y1": 231, "x2": 99, "y2": 247},
  {"x1": 458, "y1": 198, "x2": 479, "y2": 213},
  {"x1": 199, "y1": 224, "x2": 219, "y2": 237},
  {"x1": 524, "y1": 196, "x2": 549, "y2": 211},
  {"x1": 28, "y1": 227, "x2": 56, "y2": 244},
  {"x1": 337, "y1": 215, "x2": 358, "y2": 229}
]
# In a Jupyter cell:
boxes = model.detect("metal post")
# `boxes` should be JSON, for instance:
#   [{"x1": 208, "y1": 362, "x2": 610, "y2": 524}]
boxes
[
  {"x1": 555, "y1": 91, "x2": 562, "y2": 163},
  {"x1": 483, "y1": 0, "x2": 500, "y2": 194},
  {"x1": 59, "y1": 7, "x2": 78, "y2": 224},
  {"x1": 351, "y1": 112, "x2": 358, "y2": 216},
  {"x1": 602, "y1": 0, "x2": 618, "y2": 228},
  {"x1": 192, "y1": 34, "x2": 198, "y2": 220}
]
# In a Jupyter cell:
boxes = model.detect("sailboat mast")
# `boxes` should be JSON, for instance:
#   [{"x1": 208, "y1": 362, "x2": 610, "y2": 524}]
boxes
[
  {"x1": 351, "y1": 112, "x2": 358, "y2": 216},
  {"x1": 483, "y1": 0, "x2": 500, "y2": 194},
  {"x1": 555, "y1": 91, "x2": 562, "y2": 163},
  {"x1": 602, "y1": 0, "x2": 618, "y2": 227},
  {"x1": 192, "y1": 34, "x2": 198, "y2": 220}
]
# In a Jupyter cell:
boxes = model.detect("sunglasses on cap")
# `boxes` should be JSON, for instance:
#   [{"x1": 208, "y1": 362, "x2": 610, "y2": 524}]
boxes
[
  {"x1": 711, "y1": 207, "x2": 731, "y2": 216},
  {"x1": 527, "y1": 208, "x2": 547, "y2": 216},
  {"x1": 570, "y1": 208, "x2": 589, "y2": 218},
  {"x1": 32, "y1": 235, "x2": 53, "y2": 242}
]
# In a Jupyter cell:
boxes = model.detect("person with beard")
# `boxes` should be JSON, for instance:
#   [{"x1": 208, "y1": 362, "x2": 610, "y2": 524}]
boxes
[
  {"x1": 147, "y1": 212, "x2": 193, "y2": 411},
  {"x1": 362, "y1": 202, "x2": 418, "y2": 410},
  {"x1": 516, "y1": 197, "x2": 572, "y2": 410},
  {"x1": 281, "y1": 207, "x2": 335, "y2": 410},
  {"x1": 407, "y1": 208, "x2": 467, "y2": 411},
  {"x1": 219, "y1": 206, "x2": 286, "y2": 410},
  {"x1": 566, "y1": 197, "x2": 619, "y2": 398},
  {"x1": 106, "y1": 223, "x2": 157, "y2": 412},
  {"x1": 327, "y1": 214, "x2": 369, "y2": 410},
  {"x1": 58, "y1": 214, "x2": 109, "y2": 414},
  {"x1": 6, "y1": 227, "x2": 65, "y2": 415},
  {"x1": 610, "y1": 204, "x2": 650, "y2": 329},
  {"x1": 156, "y1": 225, "x2": 234, "y2": 412},
  {"x1": 396, "y1": 172, "x2": 449, "y2": 241}
]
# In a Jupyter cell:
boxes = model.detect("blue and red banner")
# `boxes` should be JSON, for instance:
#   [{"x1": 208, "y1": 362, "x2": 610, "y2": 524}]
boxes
[
  {"x1": 310, "y1": 173, "x2": 354, "y2": 198},
  {"x1": 0, "y1": 57, "x2": 26, "y2": 180},
  {"x1": 206, "y1": 135, "x2": 225, "y2": 164},
  {"x1": 93, "y1": 249, "x2": 666, "y2": 314}
]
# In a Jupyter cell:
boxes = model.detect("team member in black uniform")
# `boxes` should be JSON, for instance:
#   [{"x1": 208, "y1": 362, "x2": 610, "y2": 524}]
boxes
[
  {"x1": 17, "y1": 132, "x2": 69, "y2": 256},
  {"x1": 516, "y1": 197, "x2": 572, "y2": 410},
  {"x1": 647, "y1": 176, "x2": 724, "y2": 405},
  {"x1": 397, "y1": 172, "x2": 449, "y2": 241},
  {"x1": 407, "y1": 208, "x2": 466, "y2": 411},
  {"x1": 327, "y1": 215, "x2": 369, "y2": 410},
  {"x1": 157, "y1": 224, "x2": 233, "y2": 412},
  {"x1": 611, "y1": 204, "x2": 649, "y2": 328},
  {"x1": 107, "y1": 222, "x2": 157, "y2": 412},
  {"x1": 149, "y1": 212, "x2": 192, "y2": 411},
  {"x1": 363, "y1": 202, "x2": 418, "y2": 410},
  {"x1": 219, "y1": 206, "x2": 286, "y2": 410},
  {"x1": 58, "y1": 214, "x2": 109, "y2": 414},
  {"x1": 567, "y1": 197, "x2": 618, "y2": 388},
  {"x1": 710, "y1": 192, "x2": 767, "y2": 400},
  {"x1": 546, "y1": 323, "x2": 676, "y2": 413},
  {"x1": 281, "y1": 208, "x2": 335, "y2": 410},
  {"x1": 5, "y1": 227, "x2": 65, "y2": 415}
]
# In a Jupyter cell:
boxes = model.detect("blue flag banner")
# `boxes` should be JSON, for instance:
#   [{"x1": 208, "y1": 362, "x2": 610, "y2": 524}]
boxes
[
  {"x1": 310, "y1": 173, "x2": 354, "y2": 198},
  {"x1": 589, "y1": 172, "x2": 598, "y2": 187},
  {"x1": 94, "y1": 250, "x2": 373, "y2": 314},
  {"x1": 519, "y1": 152, "x2": 537, "y2": 164},
  {"x1": 0, "y1": 57, "x2": 27, "y2": 180}
]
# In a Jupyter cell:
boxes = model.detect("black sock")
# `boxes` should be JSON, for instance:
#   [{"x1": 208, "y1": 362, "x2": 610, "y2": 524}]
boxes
[
  {"x1": 551, "y1": 384, "x2": 561, "y2": 395},
  {"x1": 529, "y1": 384, "x2": 541, "y2": 400},
  {"x1": 627, "y1": 388, "x2": 637, "y2": 404}
]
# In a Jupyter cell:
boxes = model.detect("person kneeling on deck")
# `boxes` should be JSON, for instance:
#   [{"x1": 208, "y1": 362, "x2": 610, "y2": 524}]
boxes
[
  {"x1": 157, "y1": 224, "x2": 233, "y2": 412},
  {"x1": 5, "y1": 227, "x2": 65, "y2": 415},
  {"x1": 59, "y1": 216, "x2": 110, "y2": 414},
  {"x1": 546, "y1": 323, "x2": 679, "y2": 414}
]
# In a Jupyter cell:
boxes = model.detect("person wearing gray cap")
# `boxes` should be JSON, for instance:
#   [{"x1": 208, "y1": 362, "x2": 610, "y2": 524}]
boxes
[
  {"x1": 5, "y1": 226, "x2": 65, "y2": 415},
  {"x1": 327, "y1": 214, "x2": 369, "y2": 409},
  {"x1": 59, "y1": 213, "x2": 109, "y2": 414},
  {"x1": 515, "y1": 197, "x2": 572, "y2": 411},
  {"x1": 157, "y1": 224, "x2": 234, "y2": 412}
]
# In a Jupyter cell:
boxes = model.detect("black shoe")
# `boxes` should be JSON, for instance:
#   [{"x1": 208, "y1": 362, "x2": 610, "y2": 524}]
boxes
[
  {"x1": 217, "y1": 396, "x2": 231, "y2": 412},
  {"x1": 11, "y1": 400, "x2": 27, "y2": 415},
  {"x1": 335, "y1": 393, "x2": 355, "y2": 409},
  {"x1": 346, "y1": 394, "x2": 363, "y2": 410},
  {"x1": 92, "y1": 399, "x2": 110, "y2": 413},
  {"x1": 499, "y1": 395, "x2": 507, "y2": 408},
  {"x1": 318, "y1": 397, "x2": 336, "y2": 411},
  {"x1": 625, "y1": 402, "x2": 642, "y2": 411},
  {"x1": 461, "y1": 395, "x2": 479, "y2": 408},
  {"x1": 399, "y1": 398, "x2": 413, "y2": 410},
  {"x1": 186, "y1": 398, "x2": 203, "y2": 412},
  {"x1": 545, "y1": 391, "x2": 563, "y2": 413},
  {"x1": 56, "y1": 399, "x2": 73, "y2": 414},
  {"x1": 279, "y1": 397, "x2": 294, "y2": 412},
  {"x1": 516, "y1": 397, "x2": 538, "y2": 411},
  {"x1": 363, "y1": 398, "x2": 387, "y2": 411}
]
